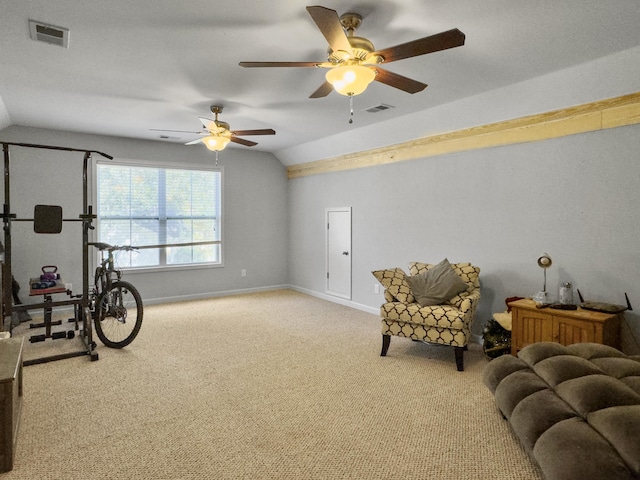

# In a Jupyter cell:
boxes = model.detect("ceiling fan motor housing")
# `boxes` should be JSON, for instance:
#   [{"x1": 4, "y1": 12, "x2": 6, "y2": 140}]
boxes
[{"x1": 328, "y1": 36, "x2": 380, "y2": 64}]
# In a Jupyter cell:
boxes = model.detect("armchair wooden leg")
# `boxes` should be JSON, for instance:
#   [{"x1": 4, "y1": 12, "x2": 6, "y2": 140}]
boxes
[
  {"x1": 381, "y1": 335, "x2": 391, "y2": 356},
  {"x1": 454, "y1": 346, "x2": 465, "y2": 371}
]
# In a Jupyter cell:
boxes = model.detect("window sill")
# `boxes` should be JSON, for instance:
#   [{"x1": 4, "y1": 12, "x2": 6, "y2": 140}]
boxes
[{"x1": 120, "y1": 263, "x2": 224, "y2": 275}]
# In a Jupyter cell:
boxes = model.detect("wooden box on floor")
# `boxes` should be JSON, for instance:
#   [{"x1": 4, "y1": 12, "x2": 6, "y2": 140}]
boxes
[{"x1": 0, "y1": 337, "x2": 24, "y2": 473}]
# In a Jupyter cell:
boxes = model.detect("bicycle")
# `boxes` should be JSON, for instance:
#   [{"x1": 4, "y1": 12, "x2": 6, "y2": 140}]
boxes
[{"x1": 90, "y1": 242, "x2": 144, "y2": 348}]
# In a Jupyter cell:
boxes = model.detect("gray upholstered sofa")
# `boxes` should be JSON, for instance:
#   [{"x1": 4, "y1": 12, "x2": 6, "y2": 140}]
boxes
[{"x1": 483, "y1": 342, "x2": 640, "y2": 480}]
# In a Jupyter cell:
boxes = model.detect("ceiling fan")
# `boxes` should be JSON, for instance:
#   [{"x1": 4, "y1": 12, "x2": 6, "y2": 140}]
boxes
[
  {"x1": 152, "y1": 105, "x2": 276, "y2": 152},
  {"x1": 239, "y1": 5, "x2": 466, "y2": 98}
]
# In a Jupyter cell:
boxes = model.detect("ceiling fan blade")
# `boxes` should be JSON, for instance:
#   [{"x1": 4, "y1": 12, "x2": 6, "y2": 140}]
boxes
[
  {"x1": 198, "y1": 117, "x2": 217, "y2": 129},
  {"x1": 306, "y1": 6, "x2": 353, "y2": 56},
  {"x1": 230, "y1": 136, "x2": 258, "y2": 147},
  {"x1": 373, "y1": 67, "x2": 428, "y2": 94},
  {"x1": 373, "y1": 28, "x2": 465, "y2": 63},
  {"x1": 230, "y1": 129, "x2": 275, "y2": 136},
  {"x1": 309, "y1": 81, "x2": 334, "y2": 98},
  {"x1": 239, "y1": 61, "x2": 326, "y2": 68},
  {"x1": 185, "y1": 138, "x2": 204, "y2": 146}
]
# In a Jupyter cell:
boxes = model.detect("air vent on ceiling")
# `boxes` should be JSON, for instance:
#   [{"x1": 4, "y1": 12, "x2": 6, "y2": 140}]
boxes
[
  {"x1": 29, "y1": 20, "x2": 69, "y2": 48},
  {"x1": 364, "y1": 103, "x2": 395, "y2": 114}
]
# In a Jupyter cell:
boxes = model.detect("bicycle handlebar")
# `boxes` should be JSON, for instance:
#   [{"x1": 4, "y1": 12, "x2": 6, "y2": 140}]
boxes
[{"x1": 91, "y1": 242, "x2": 139, "y2": 252}]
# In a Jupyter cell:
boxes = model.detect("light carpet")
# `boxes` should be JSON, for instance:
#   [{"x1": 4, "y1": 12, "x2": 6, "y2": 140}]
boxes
[{"x1": 5, "y1": 289, "x2": 543, "y2": 479}]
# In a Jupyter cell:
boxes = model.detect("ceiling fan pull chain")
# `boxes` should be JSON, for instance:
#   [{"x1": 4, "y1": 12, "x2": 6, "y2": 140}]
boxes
[
  {"x1": 348, "y1": 95, "x2": 354, "y2": 124},
  {"x1": 215, "y1": 150, "x2": 219, "y2": 166}
]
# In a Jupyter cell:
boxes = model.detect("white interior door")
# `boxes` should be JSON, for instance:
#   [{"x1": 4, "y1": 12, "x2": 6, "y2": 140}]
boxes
[{"x1": 326, "y1": 207, "x2": 351, "y2": 299}]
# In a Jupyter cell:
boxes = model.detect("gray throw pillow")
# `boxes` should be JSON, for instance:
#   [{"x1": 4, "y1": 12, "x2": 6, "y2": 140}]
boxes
[{"x1": 408, "y1": 258, "x2": 468, "y2": 307}]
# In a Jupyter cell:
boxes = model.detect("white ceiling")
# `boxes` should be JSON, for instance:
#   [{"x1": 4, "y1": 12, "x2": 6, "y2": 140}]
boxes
[{"x1": 2, "y1": 1, "x2": 640, "y2": 165}]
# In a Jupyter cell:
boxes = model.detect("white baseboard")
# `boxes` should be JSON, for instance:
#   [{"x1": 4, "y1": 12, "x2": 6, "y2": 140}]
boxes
[{"x1": 288, "y1": 286, "x2": 379, "y2": 315}]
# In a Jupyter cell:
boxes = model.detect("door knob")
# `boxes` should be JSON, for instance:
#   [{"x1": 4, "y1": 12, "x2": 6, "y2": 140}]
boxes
[{"x1": 342, "y1": 251, "x2": 349, "y2": 256}]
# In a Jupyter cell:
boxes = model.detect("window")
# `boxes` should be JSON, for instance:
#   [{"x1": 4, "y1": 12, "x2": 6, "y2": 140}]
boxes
[{"x1": 96, "y1": 162, "x2": 222, "y2": 268}]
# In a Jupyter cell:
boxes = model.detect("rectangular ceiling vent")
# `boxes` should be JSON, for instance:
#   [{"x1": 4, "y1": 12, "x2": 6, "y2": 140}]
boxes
[
  {"x1": 364, "y1": 103, "x2": 394, "y2": 114},
  {"x1": 29, "y1": 20, "x2": 70, "y2": 48}
]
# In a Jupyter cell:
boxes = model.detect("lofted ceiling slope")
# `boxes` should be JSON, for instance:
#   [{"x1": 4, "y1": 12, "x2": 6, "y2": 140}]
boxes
[{"x1": 1, "y1": 1, "x2": 640, "y2": 165}]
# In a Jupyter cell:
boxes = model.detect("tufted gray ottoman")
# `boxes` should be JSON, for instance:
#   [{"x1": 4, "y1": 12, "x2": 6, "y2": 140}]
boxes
[{"x1": 483, "y1": 342, "x2": 640, "y2": 480}]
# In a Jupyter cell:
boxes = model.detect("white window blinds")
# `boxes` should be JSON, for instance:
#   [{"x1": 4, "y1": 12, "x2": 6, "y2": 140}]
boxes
[{"x1": 97, "y1": 163, "x2": 222, "y2": 268}]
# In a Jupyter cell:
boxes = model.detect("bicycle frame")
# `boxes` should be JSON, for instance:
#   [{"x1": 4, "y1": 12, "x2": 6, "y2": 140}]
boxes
[
  {"x1": 89, "y1": 242, "x2": 144, "y2": 348},
  {"x1": 93, "y1": 248, "x2": 123, "y2": 298}
]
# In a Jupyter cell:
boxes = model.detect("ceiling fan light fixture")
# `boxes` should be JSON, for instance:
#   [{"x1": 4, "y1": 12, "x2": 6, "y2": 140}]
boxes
[
  {"x1": 325, "y1": 64, "x2": 375, "y2": 96},
  {"x1": 202, "y1": 135, "x2": 230, "y2": 151}
]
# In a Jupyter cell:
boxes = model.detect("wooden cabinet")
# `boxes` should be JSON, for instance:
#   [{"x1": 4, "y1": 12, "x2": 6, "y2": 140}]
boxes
[
  {"x1": 0, "y1": 337, "x2": 23, "y2": 473},
  {"x1": 509, "y1": 298, "x2": 621, "y2": 355},
  {"x1": 0, "y1": 263, "x2": 7, "y2": 332}
]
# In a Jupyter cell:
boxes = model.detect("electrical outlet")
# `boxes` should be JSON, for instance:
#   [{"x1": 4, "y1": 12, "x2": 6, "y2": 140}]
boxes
[
  {"x1": 241, "y1": 269, "x2": 247, "y2": 277},
  {"x1": 374, "y1": 284, "x2": 380, "y2": 294}
]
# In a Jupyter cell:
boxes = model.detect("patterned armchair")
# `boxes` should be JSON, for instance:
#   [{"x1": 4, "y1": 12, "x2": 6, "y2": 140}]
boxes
[{"x1": 373, "y1": 260, "x2": 481, "y2": 371}]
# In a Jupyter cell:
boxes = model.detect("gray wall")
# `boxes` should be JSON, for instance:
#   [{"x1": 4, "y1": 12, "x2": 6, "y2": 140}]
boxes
[
  {"x1": 2, "y1": 44, "x2": 640, "y2": 355},
  {"x1": 2, "y1": 123, "x2": 640, "y2": 355},
  {"x1": 0, "y1": 126, "x2": 289, "y2": 304},
  {"x1": 288, "y1": 124, "x2": 640, "y2": 354}
]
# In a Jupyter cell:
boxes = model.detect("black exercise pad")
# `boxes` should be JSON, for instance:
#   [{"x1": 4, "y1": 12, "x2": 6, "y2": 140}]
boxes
[{"x1": 34, "y1": 204, "x2": 63, "y2": 233}]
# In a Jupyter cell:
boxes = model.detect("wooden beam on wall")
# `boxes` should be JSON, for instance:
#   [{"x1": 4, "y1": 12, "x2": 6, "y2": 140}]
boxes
[{"x1": 287, "y1": 91, "x2": 640, "y2": 179}]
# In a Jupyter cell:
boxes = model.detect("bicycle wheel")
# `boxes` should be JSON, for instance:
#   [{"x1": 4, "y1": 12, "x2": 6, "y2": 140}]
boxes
[{"x1": 94, "y1": 280, "x2": 143, "y2": 348}]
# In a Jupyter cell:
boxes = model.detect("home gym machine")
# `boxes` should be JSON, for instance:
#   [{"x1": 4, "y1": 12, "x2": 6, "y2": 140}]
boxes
[{"x1": 1, "y1": 142, "x2": 113, "y2": 365}]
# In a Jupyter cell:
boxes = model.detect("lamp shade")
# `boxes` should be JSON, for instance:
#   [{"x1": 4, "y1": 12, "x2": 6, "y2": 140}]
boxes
[
  {"x1": 202, "y1": 135, "x2": 230, "y2": 152},
  {"x1": 325, "y1": 64, "x2": 376, "y2": 96},
  {"x1": 537, "y1": 253, "x2": 552, "y2": 269}
]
